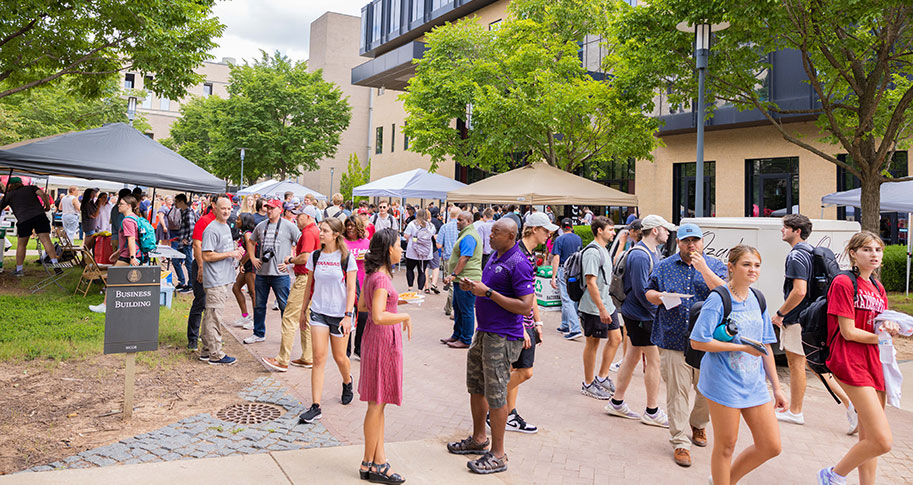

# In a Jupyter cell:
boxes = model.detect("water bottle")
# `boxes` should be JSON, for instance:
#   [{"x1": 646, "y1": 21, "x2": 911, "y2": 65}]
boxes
[
  {"x1": 878, "y1": 328, "x2": 894, "y2": 364},
  {"x1": 713, "y1": 320, "x2": 739, "y2": 342}
]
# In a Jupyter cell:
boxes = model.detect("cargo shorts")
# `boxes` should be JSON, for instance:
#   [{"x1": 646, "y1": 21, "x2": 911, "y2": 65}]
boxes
[{"x1": 466, "y1": 331, "x2": 524, "y2": 409}]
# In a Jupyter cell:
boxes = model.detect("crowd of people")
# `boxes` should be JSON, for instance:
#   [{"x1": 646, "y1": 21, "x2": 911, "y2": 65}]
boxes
[{"x1": 0, "y1": 178, "x2": 902, "y2": 484}]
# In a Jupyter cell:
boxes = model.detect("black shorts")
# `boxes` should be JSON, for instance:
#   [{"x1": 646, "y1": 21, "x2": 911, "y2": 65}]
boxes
[
  {"x1": 580, "y1": 311, "x2": 621, "y2": 338},
  {"x1": 17, "y1": 214, "x2": 51, "y2": 237},
  {"x1": 622, "y1": 315, "x2": 654, "y2": 347},
  {"x1": 512, "y1": 326, "x2": 538, "y2": 369},
  {"x1": 243, "y1": 259, "x2": 254, "y2": 273}
]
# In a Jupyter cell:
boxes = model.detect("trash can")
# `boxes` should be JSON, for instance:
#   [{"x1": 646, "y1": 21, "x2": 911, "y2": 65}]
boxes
[{"x1": 534, "y1": 265, "x2": 561, "y2": 308}]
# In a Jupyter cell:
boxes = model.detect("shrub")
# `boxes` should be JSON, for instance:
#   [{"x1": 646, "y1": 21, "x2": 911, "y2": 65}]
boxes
[
  {"x1": 881, "y1": 244, "x2": 912, "y2": 292},
  {"x1": 574, "y1": 225, "x2": 594, "y2": 247}
]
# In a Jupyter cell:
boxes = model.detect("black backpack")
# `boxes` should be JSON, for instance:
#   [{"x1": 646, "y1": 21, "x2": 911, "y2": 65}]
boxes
[
  {"x1": 686, "y1": 286, "x2": 767, "y2": 369},
  {"x1": 609, "y1": 245, "x2": 654, "y2": 309},
  {"x1": 796, "y1": 245, "x2": 842, "y2": 303},
  {"x1": 563, "y1": 244, "x2": 605, "y2": 302}
]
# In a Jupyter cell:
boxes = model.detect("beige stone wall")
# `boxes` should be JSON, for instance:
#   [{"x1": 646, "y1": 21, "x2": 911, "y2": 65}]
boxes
[
  {"x1": 637, "y1": 122, "x2": 861, "y2": 221},
  {"x1": 299, "y1": 12, "x2": 372, "y2": 197}
]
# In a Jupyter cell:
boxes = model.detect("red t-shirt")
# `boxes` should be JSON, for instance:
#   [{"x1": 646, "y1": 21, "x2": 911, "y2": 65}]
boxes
[
  {"x1": 294, "y1": 222, "x2": 320, "y2": 275},
  {"x1": 191, "y1": 212, "x2": 216, "y2": 242},
  {"x1": 826, "y1": 274, "x2": 888, "y2": 390},
  {"x1": 118, "y1": 216, "x2": 140, "y2": 258},
  {"x1": 365, "y1": 223, "x2": 376, "y2": 239}
]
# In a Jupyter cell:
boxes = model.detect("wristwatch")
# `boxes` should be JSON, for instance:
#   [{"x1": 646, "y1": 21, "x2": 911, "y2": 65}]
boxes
[
  {"x1": 485, "y1": 289, "x2": 493, "y2": 298},
  {"x1": 345, "y1": 311, "x2": 354, "y2": 317},
  {"x1": 776, "y1": 310, "x2": 785, "y2": 318}
]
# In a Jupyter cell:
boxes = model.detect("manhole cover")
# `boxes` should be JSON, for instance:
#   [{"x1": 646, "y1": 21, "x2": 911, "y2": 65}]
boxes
[{"x1": 215, "y1": 403, "x2": 283, "y2": 424}]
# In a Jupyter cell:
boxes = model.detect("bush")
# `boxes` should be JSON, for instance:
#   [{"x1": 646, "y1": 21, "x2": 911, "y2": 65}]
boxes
[
  {"x1": 881, "y1": 244, "x2": 912, "y2": 292},
  {"x1": 573, "y1": 225, "x2": 593, "y2": 247}
]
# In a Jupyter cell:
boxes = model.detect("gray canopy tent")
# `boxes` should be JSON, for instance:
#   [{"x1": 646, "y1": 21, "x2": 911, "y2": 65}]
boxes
[{"x1": 0, "y1": 123, "x2": 225, "y2": 192}]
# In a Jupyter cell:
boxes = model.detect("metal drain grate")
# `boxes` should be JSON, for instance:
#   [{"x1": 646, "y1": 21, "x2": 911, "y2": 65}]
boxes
[{"x1": 215, "y1": 403, "x2": 283, "y2": 424}]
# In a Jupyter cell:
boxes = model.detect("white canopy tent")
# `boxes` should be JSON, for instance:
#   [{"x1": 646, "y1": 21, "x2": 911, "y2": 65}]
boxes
[
  {"x1": 821, "y1": 181, "x2": 913, "y2": 295},
  {"x1": 236, "y1": 180, "x2": 326, "y2": 200},
  {"x1": 352, "y1": 168, "x2": 466, "y2": 200}
]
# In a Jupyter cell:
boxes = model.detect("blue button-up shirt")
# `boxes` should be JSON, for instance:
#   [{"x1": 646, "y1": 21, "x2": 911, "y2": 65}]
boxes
[
  {"x1": 647, "y1": 253, "x2": 727, "y2": 351},
  {"x1": 438, "y1": 220, "x2": 459, "y2": 259}
]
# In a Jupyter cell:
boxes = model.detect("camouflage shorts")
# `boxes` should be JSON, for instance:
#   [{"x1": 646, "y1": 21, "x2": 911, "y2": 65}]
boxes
[{"x1": 466, "y1": 331, "x2": 524, "y2": 409}]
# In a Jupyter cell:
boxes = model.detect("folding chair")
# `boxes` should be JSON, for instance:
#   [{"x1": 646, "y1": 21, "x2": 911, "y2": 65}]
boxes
[
  {"x1": 75, "y1": 251, "x2": 110, "y2": 297},
  {"x1": 30, "y1": 238, "x2": 77, "y2": 293}
]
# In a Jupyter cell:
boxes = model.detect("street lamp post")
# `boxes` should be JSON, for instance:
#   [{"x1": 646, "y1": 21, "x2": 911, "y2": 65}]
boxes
[
  {"x1": 239, "y1": 148, "x2": 246, "y2": 190},
  {"x1": 126, "y1": 96, "x2": 137, "y2": 126},
  {"x1": 330, "y1": 167, "x2": 335, "y2": 196},
  {"x1": 676, "y1": 21, "x2": 728, "y2": 218}
]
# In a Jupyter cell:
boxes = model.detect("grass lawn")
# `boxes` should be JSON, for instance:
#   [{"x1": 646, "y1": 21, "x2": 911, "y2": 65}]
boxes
[
  {"x1": 888, "y1": 292, "x2": 913, "y2": 315},
  {"x1": 4, "y1": 236, "x2": 83, "y2": 251},
  {"x1": 0, "y1": 255, "x2": 189, "y2": 363}
]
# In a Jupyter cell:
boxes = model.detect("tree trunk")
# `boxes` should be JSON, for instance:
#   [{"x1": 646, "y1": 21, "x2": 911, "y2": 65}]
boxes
[{"x1": 859, "y1": 173, "x2": 881, "y2": 234}]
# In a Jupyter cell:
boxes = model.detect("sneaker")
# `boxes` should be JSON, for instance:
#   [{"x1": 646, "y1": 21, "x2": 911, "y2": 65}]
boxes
[
  {"x1": 209, "y1": 355, "x2": 237, "y2": 365},
  {"x1": 641, "y1": 408, "x2": 670, "y2": 428},
  {"x1": 594, "y1": 376, "x2": 615, "y2": 395},
  {"x1": 271, "y1": 301, "x2": 279, "y2": 311},
  {"x1": 609, "y1": 360, "x2": 622, "y2": 373},
  {"x1": 817, "y1": 466, "x2": 847, "y2": 485},
  {"x1": 556, "y1": 326, "x2": 569, "y2": 333},
  {"x1": 605, "y1": 400, "x2": 641, "y2": 420},
  {"x1": 299, "y1": 403, "x2": 322, "y2": 424},
  {"x1": 198, "y1": 353, "x2": 209, "y2": 361},
  {"x1": 12, "y1": 269, "x2": 25, "y2": 277},
  {"x1": 177, "y1": 285, "x2": 193, "y2": 293},
  {"x1": 243, "y1": 335, "x2": 265, "y2": 344},
  {"x1": 290, "y1": 358, "x2": 313, "y2": 368},
  {"x1": 187, "y1": 342, "x2": 199, "y2": 352},
  {"x1": 564, "y1": 331, "x2": 583, "y2": 341},
  {"x1": 846, "y1": 405, "x2": 858, "y2": 435},
  {"x1": 88, "y1": 303, "x2": 106, "y2": 314},
  {"x1": 341, "y1": 376, "x2": 354, "y2": 405},
  {"x1": 232, "y1": 315, "x2": 253, "y2": 327},
  {"x1": 352, "y1": 353, "x2": 360, "y2": 361},
  {"x1": 775, "y1": 409, "x2": 805, "y2": 425},
  {"x1": 506, "y1": 410, "x2": 538, "y2": 434},
  {"x1": 242, "y1": 321, "x2": 254, "y2": 330},
  {"x1": 262, "y1": 357, "x2": 288, "y2": 372},
  {"x1": 581, "y1": 381, "x2": 613, "y2": 400}
]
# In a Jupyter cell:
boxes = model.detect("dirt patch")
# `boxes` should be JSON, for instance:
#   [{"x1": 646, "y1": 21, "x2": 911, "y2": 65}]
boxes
[
  {"x1": 0, "y1": 334, "x2": 268, "y2": 475},
  {"x1": 895, "y1": 335, "x2": 913, "y2": 361}
]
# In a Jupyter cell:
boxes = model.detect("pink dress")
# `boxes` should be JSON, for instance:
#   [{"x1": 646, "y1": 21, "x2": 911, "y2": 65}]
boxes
[{"x1": 358, "y1": 271, "x2": 404, "y2": 405}]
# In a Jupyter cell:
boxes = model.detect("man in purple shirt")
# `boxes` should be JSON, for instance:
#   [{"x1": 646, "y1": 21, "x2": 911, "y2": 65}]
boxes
[{"x1": 446, "y1": 218, "x2": 534, "y2": 475}]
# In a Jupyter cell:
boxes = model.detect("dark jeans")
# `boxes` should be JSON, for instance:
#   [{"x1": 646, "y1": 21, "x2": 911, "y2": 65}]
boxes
[
  {"x1": 405, "y1": 257, "x2": 428, "y2": 289},
  {"x1": 186, "y1": 264, "x2": 206, "y2": 347},
  {"x1": 450, "y1": 284, "x2": 476, "y2": 345},
  {"x1": 171, "y1": 241, "x2": 191, "y2": 286},
  {"x1": 253, "y1": 274, "x2": 290, "y2": 338}
]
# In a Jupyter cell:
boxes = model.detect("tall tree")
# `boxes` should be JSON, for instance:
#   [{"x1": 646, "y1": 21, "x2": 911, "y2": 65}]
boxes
[
  {"x1": 0, "y1": 0, "x2": 224, "y2": 101},
  {"x1": 165, "y1": 51, "x2": 352, "y2": 184},
  {"x1": 339, "y1": 153, "x2": 371, "y2": 203},
  {"x1": 610, "y1": 0, "x2": 913, "y2": 232},
  {"x1": 401, "y1": 0, "x2": 659, "y2": 176},
  {"x1": 0, "y1": 80, "x2": 150, "y2": 145}
]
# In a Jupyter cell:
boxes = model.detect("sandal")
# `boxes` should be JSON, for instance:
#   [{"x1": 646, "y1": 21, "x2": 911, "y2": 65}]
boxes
[
  {"x1": 467, "y1": 451, "x2": 509, "y2": 474},
  {"x1": 424, "y1": 288, "x2": 431, "y2": 294},
  {"x1": 446, "y1": 436, "x2": 490, "y2": 455},
  {"x1": 430, "y1": 285, "x2": 440, "y2": 294},
  {"x1": 368, "y1": 462, "x2": 405, "y2": 484},
  {"x1": 359, "y1": 461, "x2": 373, "y2": 480}
]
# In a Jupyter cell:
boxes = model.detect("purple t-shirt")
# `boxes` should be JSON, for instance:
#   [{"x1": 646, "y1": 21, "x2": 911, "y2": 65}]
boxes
[{"x1": 476, "y1": 243, "x2": 535, "y2": 339}]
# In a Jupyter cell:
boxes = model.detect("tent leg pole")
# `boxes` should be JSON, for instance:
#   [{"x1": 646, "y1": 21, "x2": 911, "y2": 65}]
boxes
[
  {"x1": 150, "y1": 188, "x2": 156, "y2": 222},
  {"x1": 907, "y1": 212, "x2": 911, "y2": 297}
]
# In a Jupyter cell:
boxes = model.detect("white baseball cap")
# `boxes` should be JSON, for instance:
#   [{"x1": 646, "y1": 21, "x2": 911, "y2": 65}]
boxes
[
  {"x1": 525, "y1": 212, "x2": 559, "y2": 232},
  {"x1": 640, "y1": 214, "x2": 676, "y2": 232}
]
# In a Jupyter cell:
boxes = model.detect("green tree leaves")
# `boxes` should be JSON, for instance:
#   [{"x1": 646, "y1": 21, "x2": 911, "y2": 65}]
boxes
[
  {"x1": 164, "y1": 51, "x2": 352, "y2": 185},
  {"x1": 339, "y1": 153, "x2": 371, "y2": 202}
]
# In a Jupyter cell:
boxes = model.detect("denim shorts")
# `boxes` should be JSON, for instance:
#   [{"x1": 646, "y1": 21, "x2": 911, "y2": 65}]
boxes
[{"x1": 310, "y1": 311, "x2": 348, "y2": 338}]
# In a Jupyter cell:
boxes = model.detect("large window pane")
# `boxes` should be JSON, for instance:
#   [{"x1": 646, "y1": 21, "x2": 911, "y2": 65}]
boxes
[
  {"x1": 745, "y1": 156, "x2": 799, "y2": 217},
  {"x1": 375, "y1": 126, "x2": 383, "y2": 154},
  {"x1": 389, "y1": 0, "x2": 401, "y2": 33},
  {"x1": 372, "y1": 0, "x2": 383, "y2": 42},
  {"x1": 411, "y1": 0, "x2": 424, "y2": 22},
  {"x1": 672, "y1": 161, "x2": 715, "y2": 223}
]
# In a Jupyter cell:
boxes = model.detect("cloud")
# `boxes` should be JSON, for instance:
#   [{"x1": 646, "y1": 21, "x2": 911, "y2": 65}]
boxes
[{"x1": 209, "y1": 0, "x2": 367, "y2": 64}]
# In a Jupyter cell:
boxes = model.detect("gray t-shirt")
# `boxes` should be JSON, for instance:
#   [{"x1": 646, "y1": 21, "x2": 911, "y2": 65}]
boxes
[
  {"x1": 578, "y1": 242, "x2": 616, "y2": 316},
  {"x1": 250, "y1": 218, "x2": 301, "y2": 276},
  {"x1": 201, "y1": 221, "x2": 236, "y2": 288}
]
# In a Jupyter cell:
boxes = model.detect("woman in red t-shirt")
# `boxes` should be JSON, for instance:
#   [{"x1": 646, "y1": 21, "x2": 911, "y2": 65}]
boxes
[{"x1": 820, "y1": 230, "x2": 900, "y2": 485}]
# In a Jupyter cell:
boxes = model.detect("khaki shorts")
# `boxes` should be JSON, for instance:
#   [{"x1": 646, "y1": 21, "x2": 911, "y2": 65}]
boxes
[
  {"x1": 779, "y1": 323, "x2": 804, "y2": 355},
  {"x1": 466, "y1": 331, "x2": 524, "y2": 409}
]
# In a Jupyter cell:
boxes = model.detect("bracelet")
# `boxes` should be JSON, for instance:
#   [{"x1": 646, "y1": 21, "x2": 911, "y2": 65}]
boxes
[{"x1": 776, "y1": 310, "x2": 785, "y2": 318}]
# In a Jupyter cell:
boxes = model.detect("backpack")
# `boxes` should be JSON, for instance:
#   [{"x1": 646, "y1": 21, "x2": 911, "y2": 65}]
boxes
[
  {"x1": 124, "y1": 215, "x2": 157, "y2": 254},
  {"x1": 411, "y1": 223, "x2": 434, "y2": 259},
  {"x1": 166, "y1": 206, "x2": 182, "y2": 231},
  {"x1": 686, "y1": 286, "x2": 767, "y2": 369},
  {"x1": 563, "y1": 244, "x2": 606, "y2": 302},
  {"x1": 609, "y1": 245, "x2": 654, "y2": 308},
  {"x1": 796, "y1": 245, "x2": 841, "y2": 303}
]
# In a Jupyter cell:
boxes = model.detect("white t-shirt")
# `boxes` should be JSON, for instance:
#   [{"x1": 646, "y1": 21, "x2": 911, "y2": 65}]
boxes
[
  {"x1": 404, "y1": 220, "x2": 436, "y2": 260},
  {"x1": 305, "y1": 249, "x2": 358, "y2": 317}
]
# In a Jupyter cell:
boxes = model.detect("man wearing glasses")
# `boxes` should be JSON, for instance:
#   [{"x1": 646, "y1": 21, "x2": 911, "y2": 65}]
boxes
[{"x1": 372, "y1": 202, "x2": 399, "y2": 232}]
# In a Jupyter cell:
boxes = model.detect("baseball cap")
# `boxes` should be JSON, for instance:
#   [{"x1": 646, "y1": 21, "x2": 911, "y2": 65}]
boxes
[
  {"x1": 283, "y1": 201, "x2": 297, "y2": 211},
  {"x1": 641, "y1": 214, "x2": 676, "y2": 232},
  {"x1": 7, "y1": 176, "x2": 21, "y2": 185},
  {"x1": 293, "y1": 205, "x2": 319, "y2": 218},
  {"x1": 429, "y1": 206, "x2": 440, "y2": 217},
  {"x1": 561, "y1": 217, "x2": 573, "y2": 228},
  {"x1": 677, "y1": 223, "x2": 702, "y2": 240},
  {"x1": 525, "y1": 212, "x2": 559, "y2": 232},
  {"x1": 265, "y1": 198, "x2": 283, "y2": 209}
]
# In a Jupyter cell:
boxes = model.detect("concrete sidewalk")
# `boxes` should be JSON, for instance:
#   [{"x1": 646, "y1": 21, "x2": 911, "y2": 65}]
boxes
[{"x1": 0, "y1": 440, "x2": 505, "y2": 485}]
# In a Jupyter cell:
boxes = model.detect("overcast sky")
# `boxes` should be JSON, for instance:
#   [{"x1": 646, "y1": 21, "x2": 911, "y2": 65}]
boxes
[{"x1": 209, "y1": 0, "x2": 367, "y2": 64}]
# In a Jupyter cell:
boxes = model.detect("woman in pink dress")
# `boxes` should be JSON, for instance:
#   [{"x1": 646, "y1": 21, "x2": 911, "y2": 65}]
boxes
[{"x1": 357, "y1": 228, "x2": 412, "y2": 484}]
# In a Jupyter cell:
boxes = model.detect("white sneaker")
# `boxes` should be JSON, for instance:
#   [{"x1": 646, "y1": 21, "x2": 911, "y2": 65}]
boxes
[
  {"x1": 641, "y1": 408, "x2": 670, "y2": 428},
  {"x1": 242, "y1": 321, "x2": 254, "y2": 330},
  {"x1": 232, "y1": 315, "x2": 253, "y2": 327},
  {"x1": 609, "y1": 360, "x2": 622, "y2": 373},
  {"x1": 243, "y1": 335, "x2": 265, "y2": 344},
  {"x1": 605, "y1": 400, "x2": 641, "y2": 420},
  {"x1": 89, "y1": 303, "x2": 106, "y2": 314},
  {"x1": 775, "y1": 409, "x2": 805, "y2": 425},
  {"x1": 271, "y1": 302, "x2": 279, "y2": 311},
  {"x1": 846, "y1": 405, "x2": 858, "y2": 435}
]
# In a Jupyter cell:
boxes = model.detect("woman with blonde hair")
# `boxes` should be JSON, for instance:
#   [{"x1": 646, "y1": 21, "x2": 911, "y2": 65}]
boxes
[
  {"x1": 298, "y1": 217, "x2": 358, "y2": 424},
  {"x1": 818, "y1": 231, "x2": 899, "y2": 485},
  {"x1": 690, "y1": 245, "x2": 786, "y2": 485},
  {"x1": 240, "y1": 195, "x2": 256, "y2": 214}
]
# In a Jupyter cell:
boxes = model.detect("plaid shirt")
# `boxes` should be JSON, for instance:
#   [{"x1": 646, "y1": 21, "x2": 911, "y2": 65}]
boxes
[
  {"x1": 438, "y1": 220, "x2": 459, "y2": 259},
  {"x1": 176, "y1": 207, "x2": 198, "y2": 245}
]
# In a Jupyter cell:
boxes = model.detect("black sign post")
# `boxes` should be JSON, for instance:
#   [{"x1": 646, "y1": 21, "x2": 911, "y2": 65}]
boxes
[{"x1": 104, "y1": 266, "x2": 160, "y2": 420}]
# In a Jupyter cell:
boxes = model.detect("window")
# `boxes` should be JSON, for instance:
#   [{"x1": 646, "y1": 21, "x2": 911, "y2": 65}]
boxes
[
  {"x1": 411, "y1": 0, "x2": 424, "y2": 22},
  {"x1": 672, "y1": 161, "x2": 715, "y2": 223},
  {"x1": 431, "y1": 0, "x2": 448, "y2": 11},
  {"x1": 124, "y1": 73, "x2": 135, "y2": 89},
  {"x1": 142, "y1": 76, "x2": 153, "y2": 108},
  {"x1": 391, "y1": 124, "x2": 395, "y2": 152},
  {"x1": 489, "y1": 19, "x2": 502, "y2": 30},
  {"x1": 745, "y1": 157, "x2": 799, "y2": 217},
  {"x1": 389, "y1": 0, "x2": 401, "y2": 33},
  {"x1": 159, "y1": 97, "x2": 170, "y2": 111},
  {"x1": 361, "y1": 8, "x2": 368, "y2": 50},
  {"x1": 372, "y1": 0, "x2": 383, "y2": 42},
  {"x1": 203, "y1": 83, "x2": 213, "y2": 97},
  {"x1": 375, "y1": 126, "x2": 383, "y2": 154}
]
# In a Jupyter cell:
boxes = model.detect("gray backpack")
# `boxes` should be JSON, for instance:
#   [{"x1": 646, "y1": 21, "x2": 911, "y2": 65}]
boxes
[{"x1": 609, "y1": 245, "x2": 654, "y2": 309}]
